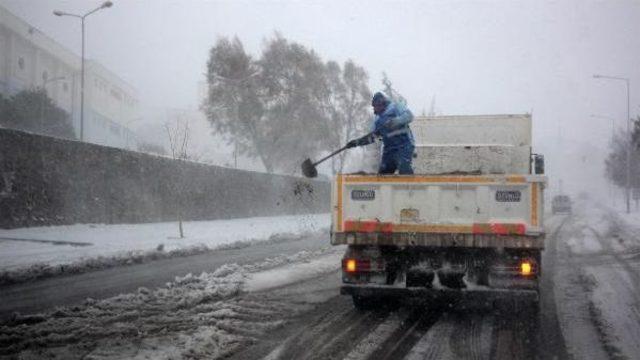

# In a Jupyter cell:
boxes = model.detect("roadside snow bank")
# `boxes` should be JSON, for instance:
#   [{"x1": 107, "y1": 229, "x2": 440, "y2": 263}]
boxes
[
  {"x1": 0, "y1": 245, "x2": 344, "y2": 359},
  {"x1": 246, "y1": 251, "x2": 343, "y2": 292},
  {"x1": 0, "y1": 214, "x2": 329, "y2": 285},
  {"x1": 606, "y1": 206, "x2": 640, "y2": 251}
]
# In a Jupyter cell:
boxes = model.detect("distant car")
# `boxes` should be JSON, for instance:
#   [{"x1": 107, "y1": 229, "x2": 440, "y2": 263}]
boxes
[{"x1": 552, "y1": 195, "x2": 572, "y2": 214}]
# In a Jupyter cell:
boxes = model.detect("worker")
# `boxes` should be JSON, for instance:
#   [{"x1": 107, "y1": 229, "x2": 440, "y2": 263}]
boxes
[{"x1": 346, "y1": 92, "x2": 415, "y2": 174}]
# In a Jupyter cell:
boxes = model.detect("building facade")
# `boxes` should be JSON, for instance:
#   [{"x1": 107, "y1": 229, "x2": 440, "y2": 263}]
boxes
[{"x1": 0, "y1": 4, "x2": 140, "y2": 150}]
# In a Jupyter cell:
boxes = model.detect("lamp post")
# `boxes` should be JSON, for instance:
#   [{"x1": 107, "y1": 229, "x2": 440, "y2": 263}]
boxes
[
  {"x1": 40, "y1": 76, "x2": 66, "y2": 132},
  {"x1": 53, "y1": 1, "x2": 113, "y2": 142},
  {"x1": 593, "y1": 74, "x2": 631, "y2": 213}
]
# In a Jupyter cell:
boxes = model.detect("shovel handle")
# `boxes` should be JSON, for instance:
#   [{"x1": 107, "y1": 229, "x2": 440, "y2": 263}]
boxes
[
  {"x1": 312, "y1": 144, "x2": 350, "y2": 166},
  {"x1": 311, "y1": 130, "x2": 376, "y2": 166}
]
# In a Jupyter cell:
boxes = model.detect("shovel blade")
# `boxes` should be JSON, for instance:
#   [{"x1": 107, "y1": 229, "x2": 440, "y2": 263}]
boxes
[{"x1": 301, "y1": 158, "x2": 318, "y2": 178}]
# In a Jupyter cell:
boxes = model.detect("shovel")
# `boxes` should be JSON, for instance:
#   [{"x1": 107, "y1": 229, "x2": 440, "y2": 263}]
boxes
[
  {"x1": 301, "y1": 131, "x2": 374, "y2": 178},
  {"x1": 301, "y1": 145, "x2": 350, "y2": 178}
]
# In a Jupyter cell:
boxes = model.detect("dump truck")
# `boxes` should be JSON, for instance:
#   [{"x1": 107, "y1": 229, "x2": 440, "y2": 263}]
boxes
[{"x1": 331, "y1": 114, "x2": 546, "y2": 309}]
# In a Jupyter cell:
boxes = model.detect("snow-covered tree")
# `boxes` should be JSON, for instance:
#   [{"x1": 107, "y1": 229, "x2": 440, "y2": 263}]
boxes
[
  {"x1": 202, "y1": 35, "x2": 373, "y2": 175},
  {"x1": 605, "y1": 117, "x2": 640, "y2": 189}
]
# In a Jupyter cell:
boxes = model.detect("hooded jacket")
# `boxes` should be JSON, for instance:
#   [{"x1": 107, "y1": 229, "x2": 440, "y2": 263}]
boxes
[{"x1": 358, "y1": 101, "x2": 414, "y2": 151}]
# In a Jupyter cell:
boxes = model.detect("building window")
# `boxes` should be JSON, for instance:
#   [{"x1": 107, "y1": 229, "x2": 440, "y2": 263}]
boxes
[{"x1": 18, "y1": 57, "x2": 25, "y2": 70}]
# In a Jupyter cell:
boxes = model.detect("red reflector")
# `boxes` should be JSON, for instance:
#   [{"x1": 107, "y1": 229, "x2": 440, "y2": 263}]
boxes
[
  {"x1": 344, "y1": 220, "x2": 393, "y2": 233},
  {"x1": 472, "y1": 223, "x2": 526, "y2": 235}
]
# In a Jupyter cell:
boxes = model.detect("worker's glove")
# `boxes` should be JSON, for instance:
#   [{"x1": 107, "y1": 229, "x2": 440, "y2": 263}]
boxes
[
  {"x1": 346, "y1": 139, "x2": 358, "y2": 148},
  {"x1": 384, "y1": 117, "x2": 402, "y2": 129}
]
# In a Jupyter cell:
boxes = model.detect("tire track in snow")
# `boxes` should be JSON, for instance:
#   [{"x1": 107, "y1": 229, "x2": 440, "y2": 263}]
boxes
[
  {"x1": 404, "y1": 312, "x2": 493, "y2": 360},
  {"x1": 583, "y1": 220, "x2": 640, "y2": 359},
  {"x1": 490, "y1": 308, "x2": 540, "y2": 360},
  {"x1": 260, "y1": 297, "x2": 390, "y2": 360},
  {"x1": 450, "y1": 313, "x2": 493, "y2": 359},
  {"x1": 555, "y1": 212, "x2": 614, "y2": 360},
  {"x1": 403, "y1": 316, "x2": 454, "y2": 360},
  {"x1": 342, "y1": 312, "x2": 404, "y2": 360},
  {"x1": 366, "y1": 307, "x2": 443, "y2": 360},
  {"x1": 567, "y1": 248, "x2": 640, "y2": 267},
  {"x1": 589, "y1": 223, "x2": 640, "y2": 298}
]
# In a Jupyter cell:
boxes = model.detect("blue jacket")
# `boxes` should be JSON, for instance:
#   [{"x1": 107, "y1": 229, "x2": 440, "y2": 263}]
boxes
[{"x1": 359, "y1": 102, "x2": 414, "y2": 151}]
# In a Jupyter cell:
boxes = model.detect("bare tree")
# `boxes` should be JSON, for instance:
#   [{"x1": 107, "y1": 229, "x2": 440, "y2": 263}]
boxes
[{"x1": 165, "y1": 116, "x2": 191, "y2": 239}]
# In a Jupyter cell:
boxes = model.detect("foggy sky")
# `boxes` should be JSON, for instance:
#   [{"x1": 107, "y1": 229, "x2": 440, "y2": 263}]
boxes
[{"x1": 3, "y1": 0, "x2": 640, "y2": 197}]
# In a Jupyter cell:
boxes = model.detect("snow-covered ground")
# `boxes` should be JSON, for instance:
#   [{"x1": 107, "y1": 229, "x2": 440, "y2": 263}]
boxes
[
  {"x1": 554, "y1": 200, "x2": 640, "y2": 360},
  {"x1": 0, "y1": 214, "x2": 329, "y2": 284},
  {"x1": 0, "y1": 245, "x2": 345, "y2": 359},
  {"x1": 3, "y1": 197, "x2": 640, "y2": 359}
]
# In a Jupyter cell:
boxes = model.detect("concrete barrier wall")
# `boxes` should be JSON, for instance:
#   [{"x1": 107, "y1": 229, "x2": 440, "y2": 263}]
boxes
[{"x1": 0, "y1": 128, "x2": 329, "y2": 229}]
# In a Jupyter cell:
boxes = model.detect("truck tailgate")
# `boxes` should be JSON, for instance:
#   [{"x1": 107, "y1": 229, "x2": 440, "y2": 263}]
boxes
[{"x1": 331, "y1": 174, "x2": 546, "y2": 248}]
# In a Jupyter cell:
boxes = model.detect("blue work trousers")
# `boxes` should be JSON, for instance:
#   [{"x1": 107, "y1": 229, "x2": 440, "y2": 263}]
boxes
[{"x1": 379, "y1": 144, "x2": 415, "y2": 175}]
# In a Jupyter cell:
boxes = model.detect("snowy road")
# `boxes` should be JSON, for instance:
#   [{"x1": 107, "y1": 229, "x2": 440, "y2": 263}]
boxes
[
  {"x1": 2, "y1": 202, "x2": 640, "y2": 359},
  {"x1": 0, "y1": 232, "x2": 330, "y2": 321}
]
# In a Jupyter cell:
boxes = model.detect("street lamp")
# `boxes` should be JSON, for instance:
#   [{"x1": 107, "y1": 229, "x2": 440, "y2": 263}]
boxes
[
  {"x1": 40, "y1": 76, "x2": 67, "y2": 132},
  {"x1": 593, "y1": 74, "x2": 631, "y2": 213},
  {"x1": 53, "y1": 1, "x2": 113, "y2": 142}
]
